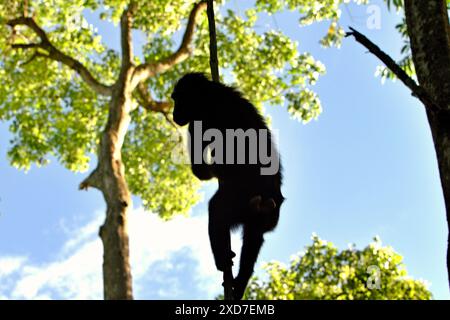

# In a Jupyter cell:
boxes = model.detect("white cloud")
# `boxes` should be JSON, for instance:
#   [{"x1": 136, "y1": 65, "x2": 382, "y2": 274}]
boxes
[
  {"x1": 0, "y1": 207, "x2": 242, "y2": 300},
  {"x1": 0, "y1": 257, "x2": 27, "y2": 277}
]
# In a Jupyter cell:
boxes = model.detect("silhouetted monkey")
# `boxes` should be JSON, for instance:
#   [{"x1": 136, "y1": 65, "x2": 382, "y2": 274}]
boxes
[{"x1": 171, "y1": 73, "x2": 284, "y2": 300}]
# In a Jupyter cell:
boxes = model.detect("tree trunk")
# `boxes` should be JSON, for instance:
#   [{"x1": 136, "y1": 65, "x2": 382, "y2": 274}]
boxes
[
  {"x1": 404, "y1": 0, "x2": 450, "y2": 284},
  {"x1": 426, "y1": 109, "x2": 450, "y2": 277},
  {"x1": 79, "y1": 72, "x2": 134, "y2": 300},
  {"x1": 98, "y1": 90, "x2": 133, "y2": 299},
  {"x1": 88, "y1": 6, "x2": 136, "y2": 300},
  {"x1": 96, "y1": 68, "x2": 134, "y2": 300}
]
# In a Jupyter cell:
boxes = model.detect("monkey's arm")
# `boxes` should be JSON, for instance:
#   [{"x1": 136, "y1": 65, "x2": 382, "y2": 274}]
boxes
[
  {"x1": 190, "y1": 147, "x2": 214, "y2": 180},
  {"x1": 188, "y1": 122, "x2": 215, "y2": 180}
]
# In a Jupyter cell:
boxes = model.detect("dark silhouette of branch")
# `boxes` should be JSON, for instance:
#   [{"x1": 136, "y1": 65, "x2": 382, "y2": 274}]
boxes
[
  {"x1": 346, "y1": 27, "x2": 440, "y2": 111},
  {"x1": 19, "y1": 51, "x2": 45, "y2": 66},
  {"x1": 11, "y1": 43, "x2": 40, "y2": 49},
  {"x1": 207, "y1": 0, "x2": 220, "y2": 82},
  {"x1": 206, "y1": 0, "x2": 230, "y2": 301},
  {"x1": 7, "y1": 17, "x2": 113, "y2": 96},
  {"x1": 132, "y1": 1, "x2": 207, "y2": 87}
]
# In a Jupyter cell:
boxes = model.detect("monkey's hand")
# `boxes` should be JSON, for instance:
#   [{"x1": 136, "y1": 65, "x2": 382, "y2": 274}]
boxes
[
  {"x1": 249, "y1": 195, "x2": 279, "y2": 231},
  {"x1": 249, "y1": 195, "x2": 277, "y2": 213},
  {"x1": 191, "y1": 163, "x2": 215, "y2": 180}
]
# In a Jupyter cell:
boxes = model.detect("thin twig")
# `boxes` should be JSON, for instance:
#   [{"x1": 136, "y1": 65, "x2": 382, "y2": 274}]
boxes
[
  {"x1": 346, "y1": 27, "x2": 441, "y2": 111},
  {"x1": 7, "y1": 17, "x2": 113, "y2": 96}
]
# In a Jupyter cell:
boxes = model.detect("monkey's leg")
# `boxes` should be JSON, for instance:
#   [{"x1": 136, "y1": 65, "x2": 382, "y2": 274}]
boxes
[
  {"x1": 208, "y1": 194, "x2": 235, "y2": 272},
  {"x1": 233, "y1": 226, "x2": 264, "y2": 300},
  {"x1": 223, "y1": 267, "x2": 234, "y2": 300}
]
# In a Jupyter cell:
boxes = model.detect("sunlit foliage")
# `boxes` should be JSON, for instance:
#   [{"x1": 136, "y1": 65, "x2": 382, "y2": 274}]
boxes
[
  {"x1": 245, "y1": 235, "x2": 432, "y2": 300},
  {"x1": 0, "y1": 0, "x2": 367, "y2": 217}
]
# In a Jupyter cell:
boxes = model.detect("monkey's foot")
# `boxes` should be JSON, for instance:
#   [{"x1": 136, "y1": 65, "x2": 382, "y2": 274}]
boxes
[{"x1": 218, "y1": 250, "x2": 236, "y2": 274}]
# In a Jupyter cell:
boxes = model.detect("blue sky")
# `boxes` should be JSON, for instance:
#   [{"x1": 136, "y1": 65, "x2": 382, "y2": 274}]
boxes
[{"x1": 0, "y1": 0, "x2": 449, "y2": 299}]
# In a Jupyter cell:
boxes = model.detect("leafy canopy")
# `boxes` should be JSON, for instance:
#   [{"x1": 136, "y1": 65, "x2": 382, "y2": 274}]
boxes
[
  {"x1": 1, "y1": 0, "x2": 365, "y2": 218},
  {"x1": 244, "y1": 235, "x2": 432, "y2": 300}
]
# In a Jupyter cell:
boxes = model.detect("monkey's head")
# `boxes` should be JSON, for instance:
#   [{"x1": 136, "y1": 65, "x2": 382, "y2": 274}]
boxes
[{"x1": 171, "y1": 72, "x2": 211, "y2": 126}]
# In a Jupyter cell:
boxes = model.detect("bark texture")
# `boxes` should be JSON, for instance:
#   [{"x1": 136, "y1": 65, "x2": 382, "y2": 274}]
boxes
[
  {"x1": 404, "y1": 0, "x2": 450, "y2": 284},
  {"x1": 98, "y1": 77, "x2": 133, "y2": 300},
  {"x1": 82, "y1": 6, "x2": 136, "y2": 300}
]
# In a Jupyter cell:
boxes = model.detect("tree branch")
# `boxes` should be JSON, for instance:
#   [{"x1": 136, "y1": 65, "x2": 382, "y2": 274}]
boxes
[
  {"x1": 11, "y1": 43, "x2": 40, "y2": 49},
  {"x1": 136, "y1": 83, "x2": 172, "y2": 114},
  {"x1": 7, "y1": 17, "x2": 113, "y2": 96},
  {"x1": 79, "y1": 168, "x2": 102, "y2": 191},
  {"x1": 207, "y1": 0, "x2": 220, "y2": 82},
  {"x1": 346, "y1": 27, "x2": 441, "y2": 111},
  {"x1": 131, "y1": 1, "x2": 207, "y2": 87},
  {"x1": 120, "y1": 3, "x2": 136, "y2": 70},
  {"x1": 135, "y1": 83, "x2": 178, "y2": 128},
  {"x1": 20, "y1": 51, "x2": 45, "y2": 66}
]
